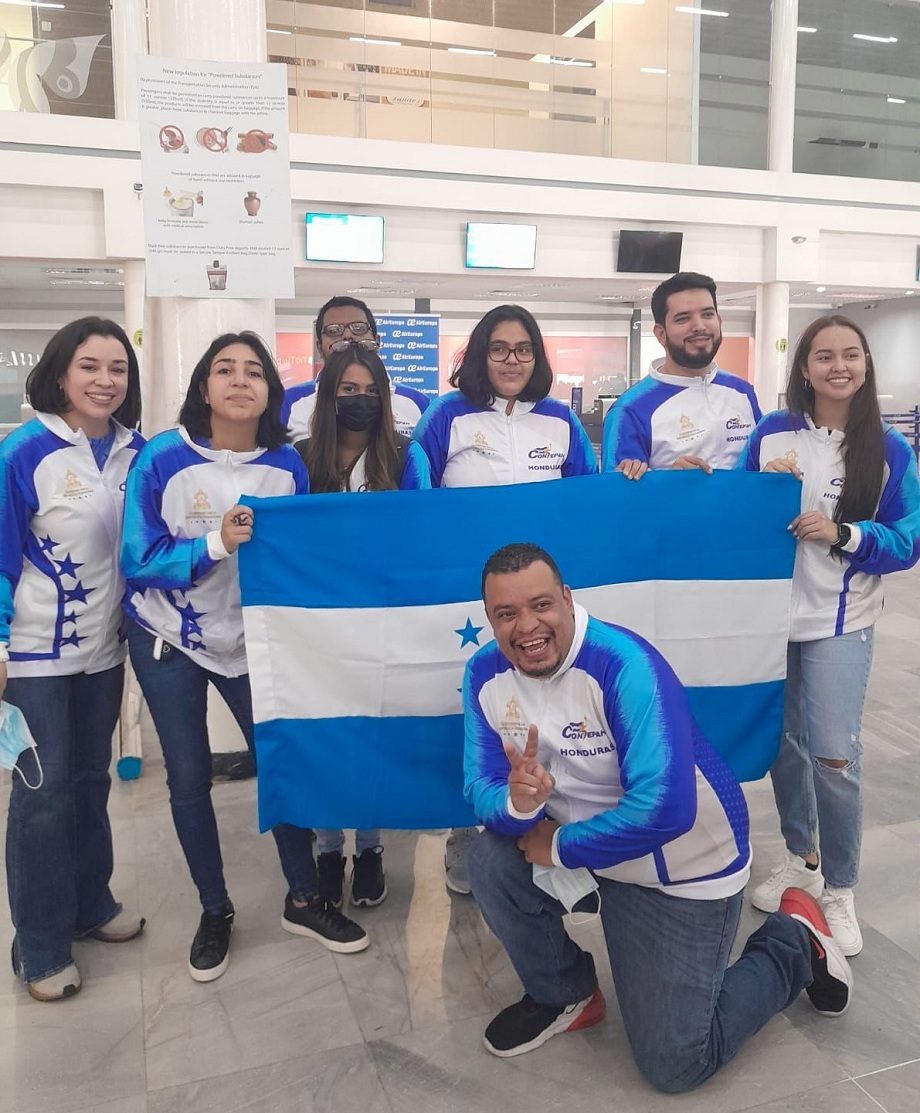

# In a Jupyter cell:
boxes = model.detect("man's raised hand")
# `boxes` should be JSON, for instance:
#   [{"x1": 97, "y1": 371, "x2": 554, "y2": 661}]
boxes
[{"x1": 504, "y1": 724, "x2": 555, "y2": 813}]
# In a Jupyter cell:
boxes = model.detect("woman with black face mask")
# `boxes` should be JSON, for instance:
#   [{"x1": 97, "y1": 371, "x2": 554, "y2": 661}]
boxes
[{"x1": 294, "y1": 345, "x2": 429, "y2": 908}]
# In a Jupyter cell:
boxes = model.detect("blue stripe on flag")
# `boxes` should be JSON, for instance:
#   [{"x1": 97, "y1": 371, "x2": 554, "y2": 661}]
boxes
[
  {"x1": 254, "y1": 680, "x2": 784, "y2": 831},
  {"x1": 240, "y1": 470, "x2": 799, "y2": 609}
]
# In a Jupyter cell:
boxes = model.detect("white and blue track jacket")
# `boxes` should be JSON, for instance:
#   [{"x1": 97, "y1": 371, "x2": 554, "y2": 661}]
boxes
[
  {"x1": 0, "y1": 414, "x2": 144, "y2": 677},
  {"x1": 464, "y1": 605, "x2": 751, "y2": 900},
  {"x1": 601, "y1": 360, "x2": 761, "y2": 472},
  {"x1": 738, "y1": 411, "x2": 920, "y2": 642},
  {"x1": 121, "y1": 426, "x2": 308, "y2": 677},
  {"x1": 283, "y1": 378, "x2": 430, "y2": 441},
  {"x1": 412, "y1": 392, "x2": 597, "y2": 488}
]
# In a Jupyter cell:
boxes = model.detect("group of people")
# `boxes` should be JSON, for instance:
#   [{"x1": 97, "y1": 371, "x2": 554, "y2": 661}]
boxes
[{"x1": 0, "y1": 272, "x2": 916, "y2": 1094}]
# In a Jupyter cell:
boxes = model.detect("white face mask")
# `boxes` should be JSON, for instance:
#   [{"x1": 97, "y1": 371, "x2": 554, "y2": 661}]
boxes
[
  {"x1": 532, "y1": 863, "x2": 600, "y2": 925},
  {"x1": 0, "y1": 702, "x2": 43, "y2": 789}
]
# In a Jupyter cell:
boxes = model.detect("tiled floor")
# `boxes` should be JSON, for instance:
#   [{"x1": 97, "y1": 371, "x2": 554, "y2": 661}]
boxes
[{"x1": 2, "y1": 569, "x2": 919, "y2": 1113}]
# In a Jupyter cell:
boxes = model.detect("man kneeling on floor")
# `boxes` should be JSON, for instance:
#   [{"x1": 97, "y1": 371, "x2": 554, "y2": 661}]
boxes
[{"x1": 463, "y1": 542, "x2": 853, "y2": 1093}]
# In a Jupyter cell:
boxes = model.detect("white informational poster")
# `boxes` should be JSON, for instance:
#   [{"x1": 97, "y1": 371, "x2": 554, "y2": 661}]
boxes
[{"x1": 137, "y1": 56, "x2": 293, "y2": 299}]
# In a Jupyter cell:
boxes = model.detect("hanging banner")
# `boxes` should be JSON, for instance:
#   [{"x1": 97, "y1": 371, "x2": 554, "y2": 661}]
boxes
[
  {"x1": 375, "y1": 314, "x2": 440, "y2": 397},
  {"x1": 137, "y1": 56, "x2": 293, "y2": 299}
]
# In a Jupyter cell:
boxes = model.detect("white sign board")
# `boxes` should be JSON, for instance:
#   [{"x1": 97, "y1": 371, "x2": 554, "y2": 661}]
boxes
[{"x1": 138, "y1": 56, "x2": 293, "y2": 299}]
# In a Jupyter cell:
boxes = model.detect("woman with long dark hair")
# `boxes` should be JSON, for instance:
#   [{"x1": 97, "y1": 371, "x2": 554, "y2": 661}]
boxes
[
  {"x1": 412, "y1": 305, "x2": 596, "y2": 892},
  {"x1": 121, "y1": 331, "x2": 369, "y2": 983},
  {"x1": 739, "y1": 314, "x2": 920, "y2": 956},
  {"x1": 0, "y1": 317, "x2": 145, "y2": 1001},
  {"x1": 295, "y1": 344, "x2": 428, "y2": 909}
]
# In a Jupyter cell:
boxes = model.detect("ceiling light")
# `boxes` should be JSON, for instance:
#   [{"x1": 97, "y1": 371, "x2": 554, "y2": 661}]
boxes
[
  {"x1": 349, "y1": 36, "x2": 401, "y2": 47},
  {"x1": 852, "y1": 34, "x2": 897, "y2": 44},
  {"x1": 640, "y1": 67, "x2": 669, "y2": 74},
  {"x1": 675, "y1": 6, "x2": 729, "y2": 17},
  {"x1": 448, "y1": 46, "x2": 496, "y2": 56},
  {"x1": 532, "y1": 55, "x2": 594, "y2": 67},
  {"x1": 2, "y1": 1, "x2": 65, "y2": 8},
  {"x1": 887, "y1": 96, "x2": 906, "y2": 104},
  {"x1": 906, "y1": 291, "x2": 916, "y2": 296},
  {"x1": 267, "y1": 29, "x2": 293, "y2": 35},
  {"x1": 815, "y1": 286, "x2": 826, "y2": 292},
  {"x1": 797, "y1": 26, "x2": 817, "y2": 34}
]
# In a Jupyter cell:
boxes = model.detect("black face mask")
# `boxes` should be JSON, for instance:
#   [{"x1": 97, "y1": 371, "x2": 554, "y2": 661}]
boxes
[{"x1": 336, "y1": 393, "x2": 381, "y2": 432}]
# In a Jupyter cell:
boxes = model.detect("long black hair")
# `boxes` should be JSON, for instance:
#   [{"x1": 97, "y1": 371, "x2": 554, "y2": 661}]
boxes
[
  {"x1": 302, "y1": 347, "x2": 399, "y2": 492},
  {"x1": 786, "y1": 314, "x2": 885, "y2": 524},
  {"x1": 449, "y1": 304, "x2": 553, "y2": 408},
  {"x1": 178, "y1": 331, "x2": 289, "y2": 451},
  {"x1": 26, "y1": 316, "x2": 141, "y2": 428}
]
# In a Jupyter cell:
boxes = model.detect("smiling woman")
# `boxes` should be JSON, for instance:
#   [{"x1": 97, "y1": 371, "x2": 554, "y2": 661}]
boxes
[{"x1": 738, "y1": 313, "x2": 920, "y2": 958}]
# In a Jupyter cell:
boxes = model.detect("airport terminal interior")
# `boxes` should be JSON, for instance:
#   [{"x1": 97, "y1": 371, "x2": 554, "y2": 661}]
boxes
[{"x1": 2, "y1": 0, "x2": 920, "y2": 1109}]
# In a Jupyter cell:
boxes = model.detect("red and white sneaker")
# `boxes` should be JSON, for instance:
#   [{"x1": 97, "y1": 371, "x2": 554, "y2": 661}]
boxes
[
  {"x1": 483, "y1": 986, "x2": 606, "y2": 1057},
  {"x1": 780, "y1": 887, "x2": 853, "y2": 1016}
]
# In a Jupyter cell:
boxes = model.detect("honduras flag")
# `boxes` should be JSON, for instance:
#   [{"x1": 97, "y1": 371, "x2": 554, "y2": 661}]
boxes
[{"x1": 239, "y1": 471, "x2": 798, "y2": 832}]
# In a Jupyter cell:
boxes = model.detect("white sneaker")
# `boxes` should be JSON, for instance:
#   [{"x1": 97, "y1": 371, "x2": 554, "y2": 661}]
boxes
[
  {"x1": 751, "y1": 851, "x2": 824, "y2": 913},
  {"x1": 27, "y1": 963, "x2": 81, "y2": 1002},
  {"x1": 821, "y1": 887, "x2": 863, "y2": 957}
]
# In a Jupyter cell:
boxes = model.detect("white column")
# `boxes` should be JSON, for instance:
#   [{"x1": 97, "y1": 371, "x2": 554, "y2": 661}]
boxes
[
  {"x1": 111, "y1": 0, "x2": 148, "y2": 120},
  {"x1": 768, "y1": 0, "x2": 798, "y2": 173},
  {"x1": 142, "y1": 0, "x2": 274, "y2": 763},
  {"x1": 754, "y1": 281, "x2": 790, "y2": 412}
]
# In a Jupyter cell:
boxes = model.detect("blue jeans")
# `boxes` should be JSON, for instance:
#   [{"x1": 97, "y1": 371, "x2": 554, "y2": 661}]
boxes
[
  {"x1": 127, "y1": 622, "x2": 317, "y2": 914},
  {"x1": 772, "y1": 629, "x2": 873, "y2": 889},
  {"x1": 467, "y1": 831, "x2": 812, "y2": 1094},
  {"x1": 5, "y1": 666, "x2": 124, "y2": 983},
  {"x1": 316, "y1": 828, "x2": 382, "y2": 855}
]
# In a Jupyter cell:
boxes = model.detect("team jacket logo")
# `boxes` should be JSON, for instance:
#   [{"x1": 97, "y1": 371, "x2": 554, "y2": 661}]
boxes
[
  {"x1": 473, "y1": 431, "x2": 498, "y2": 458},
  {"x1": 561, "y1": 719, "x2": 608, "y2": 741},
  {"x1": 499, "y1": 696, "x2": 527, "y2": 741},
  {"x1": 528, "y1": 444, "x2": 564, "y2": 461},
  {"x1": 677, "y1": 414, "x2": 704, "y2": 443},
  {"x1": 504, "y1": 698, "x2": 521, "y2": 722},
  {"x1": 62, "y1": 470, "x2": 93, "y2": 499},
  {"x1": 187, "y1": 488, "x2": 221, "y2": 525},
  {"x1": 830, "y1": 476, "x2": 844, "y2": 487},
  {"x1": 784, "y1": 449, "x2": 799, "y2": 466},
  {"x1": 725, "y1": 415, "x2": 750, "y2": 430}
]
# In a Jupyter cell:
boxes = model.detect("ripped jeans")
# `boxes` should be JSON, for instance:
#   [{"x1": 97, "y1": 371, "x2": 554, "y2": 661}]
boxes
[{"x1": 771, "y1": 628, "x2": 874, "y2": 889}]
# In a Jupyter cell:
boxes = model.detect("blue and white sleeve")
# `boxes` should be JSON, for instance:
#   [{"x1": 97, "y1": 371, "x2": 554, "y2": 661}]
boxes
[
  {"x1": 847, "y1": 432, "x2": 920, "y2": 576},
  {"x1": 400, "y1": 441, "x2": 433, "y2": 490},
  {"x1": 411, "y1": 400, "x2": 451, "y2": 488},
  {"x1": 601, "y1": 402, "x2": 651, "y2": 472},
  {"x1": 0, "y1": 452, "x2": 37, "y2": 642},
  {"x1": 562, "y1": 412, "x2": 598, "y2": 477},
  {"x1": 555, "y1": 640, "x2": 698, "y2": 871},
  {"x1": 120, "y1": 453, "x2": 218, "y2": 589}
]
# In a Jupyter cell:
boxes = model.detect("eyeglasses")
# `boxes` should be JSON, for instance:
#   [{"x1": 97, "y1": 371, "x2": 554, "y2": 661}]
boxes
[
  {"x1": 321, "y1": 320, "x2": 373, "y2": 338},
  {"x1": 329, "y1": 337, "x2": 380, "y2": 353},
  {"x1": 488, "y1": 342, "x2": 535, "y2": 363}
]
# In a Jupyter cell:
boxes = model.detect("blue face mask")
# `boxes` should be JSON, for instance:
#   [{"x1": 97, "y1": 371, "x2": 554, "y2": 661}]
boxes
[{"x1": 0, "y1": 702, "x2": 43, "y2": 789}]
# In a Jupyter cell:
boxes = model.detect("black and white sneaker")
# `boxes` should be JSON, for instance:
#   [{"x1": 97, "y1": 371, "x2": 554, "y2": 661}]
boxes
[
  {"x1": 317, "y1": 851, "x2": 346, "y2": 909},
  {"x1": 780, "y1": 886, "x2": 853, "y2": 1016},
  {"x1": 483, "y1": 987, "x2": 606, "y2": 1057},
  {"x1": 351, "y1": 847, "x2": 387, "y2": 907},
  {"x1": 188, "y1": 901, "x2": 235, "y2": 983},
  {"x1": 281, "y1": 894, "x2": 369, "y2": 953}
]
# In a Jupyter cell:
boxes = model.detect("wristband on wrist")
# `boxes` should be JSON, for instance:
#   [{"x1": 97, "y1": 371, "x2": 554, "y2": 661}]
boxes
[{"x1": 832, "y1": 523, "x2": 852, "y2": 550}]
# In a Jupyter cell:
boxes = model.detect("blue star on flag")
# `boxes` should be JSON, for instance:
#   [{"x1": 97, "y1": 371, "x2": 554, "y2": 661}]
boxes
[
  {"x1": 39, "y1": 535, "x2": 59, "y2": 554},
  {"x1": 55, "y1": 553, "x2": 83, "y2": 579},
  {"x1": 455, "y1": 618, "x2": 484, "y2": 648}
]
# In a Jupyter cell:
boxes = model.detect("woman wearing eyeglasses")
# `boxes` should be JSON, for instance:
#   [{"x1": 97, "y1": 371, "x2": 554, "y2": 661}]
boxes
[{"x1": 412, "y1": 304, "x2": 596, "y2": 891}]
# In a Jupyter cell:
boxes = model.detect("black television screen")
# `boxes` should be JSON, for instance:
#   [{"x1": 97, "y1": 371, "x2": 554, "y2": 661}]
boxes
[{"x1": 616, "y1": 231, "x2": 683, "y2": 274}]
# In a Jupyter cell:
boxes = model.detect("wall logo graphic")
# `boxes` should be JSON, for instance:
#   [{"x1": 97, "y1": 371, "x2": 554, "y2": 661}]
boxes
[{"x1": 0, "y1": 31, "x2": 104, "y2": 113}]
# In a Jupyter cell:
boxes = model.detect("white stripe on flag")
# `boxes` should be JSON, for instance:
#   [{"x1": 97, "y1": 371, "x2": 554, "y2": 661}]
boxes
[{"x1": 244, "y1": 578, "x2": 791, "y2": 724}]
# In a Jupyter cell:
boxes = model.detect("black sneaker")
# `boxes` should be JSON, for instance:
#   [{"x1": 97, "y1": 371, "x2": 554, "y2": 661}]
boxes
[
  {"x1": 780, "y1": 887, "x2": 852, "y2": 1016},
  {"x1": 351, "y1": 847, "x2": 387, "y2": 908},
  {"x1": 483, "y1": 987, "x2": 605, "y2": 1057},
  {"x1": 317, "y1": 851, "x2": 346, "y2": 909},
  {"x1": 281, "y1": 894, "x2": 369, "y2": 954},
  {"x1": 188, "y1": 900, "x2": 235, "y2": 983}
]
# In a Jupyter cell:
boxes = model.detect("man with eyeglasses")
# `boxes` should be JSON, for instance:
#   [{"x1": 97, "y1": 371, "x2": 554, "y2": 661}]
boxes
[
  {"x1": 282, "y1": 296, "x2": 431, "y2": 441},
  {"x1": 601, "y1": 273, "x2": 761, "y2": 480}
]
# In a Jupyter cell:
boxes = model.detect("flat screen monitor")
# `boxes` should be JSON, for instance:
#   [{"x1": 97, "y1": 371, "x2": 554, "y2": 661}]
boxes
[
  {"x1": 305, "y1": 213, "x2": 384, "y2": 264},
  {"x1": 465, "y1": 222, "x2": 537, "y2": 269},
  {"x1": 616, "y1": 230, "x2": 683, "y2": 274}
]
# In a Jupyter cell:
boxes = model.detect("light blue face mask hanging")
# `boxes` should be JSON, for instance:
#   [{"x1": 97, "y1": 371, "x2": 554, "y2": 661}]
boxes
[{"x1": 0, "y1": 702, "x2": 43, "y2": 789}]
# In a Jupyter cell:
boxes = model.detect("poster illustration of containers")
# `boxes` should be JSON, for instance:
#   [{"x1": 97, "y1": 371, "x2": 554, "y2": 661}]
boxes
[{"x1": 138, "y1": 57, "x2": 293, "y2": 298}]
